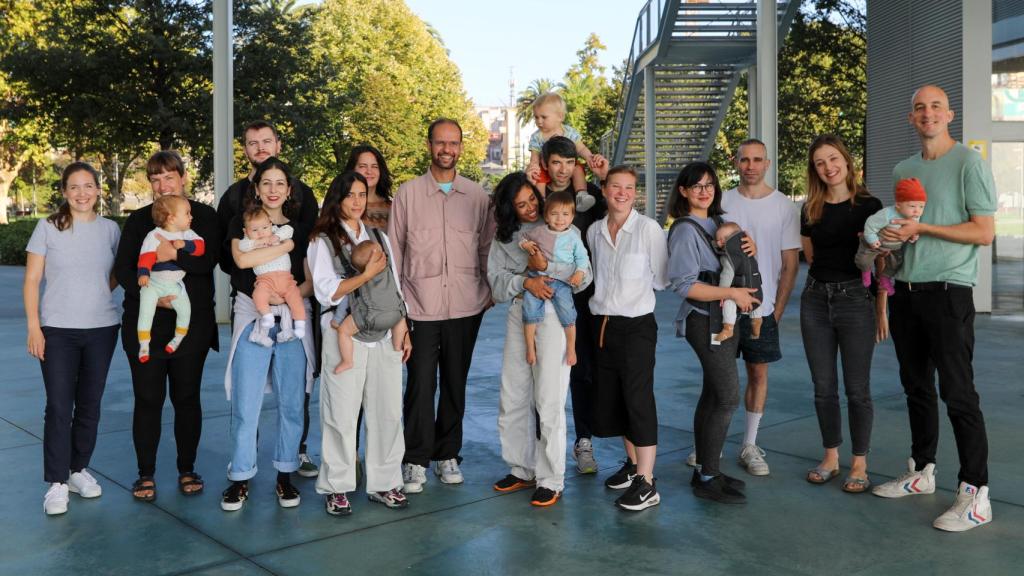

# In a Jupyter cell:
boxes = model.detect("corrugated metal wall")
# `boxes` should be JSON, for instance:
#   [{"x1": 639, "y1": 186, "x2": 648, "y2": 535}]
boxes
[{"x1": 866, "y1": 1, "x2": 963, "y2": 203}]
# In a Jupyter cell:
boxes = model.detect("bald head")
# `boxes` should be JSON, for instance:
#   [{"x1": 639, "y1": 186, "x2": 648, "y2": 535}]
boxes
[
  {"x1": 908, "y1": 84, "x2": 954, "y2": 142},
  {"x1": 911, "y1": 85, "x2": 949, "y2": 109}
]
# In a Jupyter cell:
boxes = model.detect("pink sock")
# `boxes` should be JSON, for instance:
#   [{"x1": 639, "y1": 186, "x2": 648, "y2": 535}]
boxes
[
  {"x1": 862, "y1": 270, "x2": 872, "y2": 287},
  {"x1": 879, "y1": 276, "x2": 895, "y2": 296}
]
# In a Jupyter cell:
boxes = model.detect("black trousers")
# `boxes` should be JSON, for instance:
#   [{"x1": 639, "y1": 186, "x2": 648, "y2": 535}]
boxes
[
  {"x1": 890, "y1": 282, "x2": 988, "y2": 486},
  {"x1": 402, "y1": 313, "x2": 484, "y2": 467},
  {"x1": 128, "y1": 349, "x2": 209, "y2": 477},
  {"x1": 568, "y1": 292, "x2": 596, "y2": 441},
  {"x1": 40, "y1": 325, "x2": 119, "y2": 483},
  {"x1": 590, "y1": 314, "x2": 658, "y2": 447}
]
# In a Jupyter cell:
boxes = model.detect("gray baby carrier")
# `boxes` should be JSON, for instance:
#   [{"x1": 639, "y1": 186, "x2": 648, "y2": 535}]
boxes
[{"x1": 320, "y1": 230, "x2": 406, "y2": 343}]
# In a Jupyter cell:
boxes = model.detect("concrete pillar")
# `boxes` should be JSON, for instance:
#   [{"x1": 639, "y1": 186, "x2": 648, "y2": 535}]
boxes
[
  {"x1": 755, "y1": 0, "x2": 778, "y2": 187},
  {"x1": 962, "y1": 0, "x2": 993, "y2": 312},
  {"x1": 213, "y1": 0, "x2": 233, "y2": 323}
]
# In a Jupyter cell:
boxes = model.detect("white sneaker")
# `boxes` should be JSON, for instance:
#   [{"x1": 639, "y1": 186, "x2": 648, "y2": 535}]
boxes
[
  {"x1": 872, "y1": 458, "x2": 936, "y2": 498},
  {"x1": 402, "y1": 463, "x2": 427, "y2": 493},
  {"x1": 44, "y1": 483, "x2": 69, "y2": 515},
  {"x1": 68, "y1": 469, "x2": 102, "y2": 498},
  {"x1": 573, "y1": 438, "x2": 597, "y2": 474},
  {"x1": 738, "y1": 444, "x2": 770, "y2": 476},
  {"x1": 434, "y1": 459, "x2": 464, "y2": 484},
  {"x1": 686, "y1": 449, "x2": 723, "y2": 468},
  {"x1": 575, "y1": 191, "x2": 597, "y2": 213},
  {"x1": 686, "y1": 450, "x2": 697, "y2": 467},
  {"x1": 933, "y1": 482, "x2": 992, "y2": 532}
]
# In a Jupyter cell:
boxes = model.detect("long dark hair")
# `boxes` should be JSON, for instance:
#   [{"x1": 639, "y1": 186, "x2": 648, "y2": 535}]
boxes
[
  {"x1": 245, "y1": 156, "x2": 300, "y2": 220},
  {"x1": 48, "y1": 162, "x2": 101, "y2": 232},
  {"x1": 344, "y1": 144, "x2": 393, "y2": 202},
  {"x1": 310, "y1": 171, "x2": 369, "y2": 257},
  {"x1": 493, "y1": 172, "x2": 543, "y2": 244},
  {"x1": 666, "y1": 161, "x2": 725, "y2": 219}
]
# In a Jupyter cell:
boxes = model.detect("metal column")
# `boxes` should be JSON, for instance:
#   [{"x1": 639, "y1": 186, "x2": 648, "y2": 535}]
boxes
[
  {"x1": 644, "y1": 67, "x2": 657, "y2": 218},
  {"x1": 213, "y1": 0, "x2": 234, "y2": 323},
  {"x1": 755, "y1": 0, "x2": 778, "y2": 187}
]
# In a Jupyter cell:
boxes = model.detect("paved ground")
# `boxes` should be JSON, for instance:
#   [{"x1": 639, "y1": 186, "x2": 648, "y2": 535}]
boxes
[{"x1": 1, "y1": 262, "x2": 1021, "y2": 575}]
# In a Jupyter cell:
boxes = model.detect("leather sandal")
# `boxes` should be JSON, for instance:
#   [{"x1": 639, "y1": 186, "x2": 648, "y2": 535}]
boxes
[
  {"x1": 132, "y1": 476, "x2": 156, "y2": 501},
  {"x1": 806, "y1": 465, "x2": 840, "y2": 484},
  {"x1": 178, "y1": 472, "x2": 204, "y2": 496}
]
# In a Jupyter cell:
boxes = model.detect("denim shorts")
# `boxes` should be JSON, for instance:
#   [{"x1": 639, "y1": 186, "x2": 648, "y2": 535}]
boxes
[{"x1": 736, "y1": 312, "x2": 781, "y2": 363}]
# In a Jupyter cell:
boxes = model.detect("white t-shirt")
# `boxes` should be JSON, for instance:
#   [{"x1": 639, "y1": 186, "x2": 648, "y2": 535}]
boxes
[{"x1": 721, "y1": 188, "x2": 801, "y2": 316}]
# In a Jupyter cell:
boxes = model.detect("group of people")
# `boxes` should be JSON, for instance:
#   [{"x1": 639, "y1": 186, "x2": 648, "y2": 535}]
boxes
[{"x1": 25, "y1": 84, "x2": 996, "y2": 532}]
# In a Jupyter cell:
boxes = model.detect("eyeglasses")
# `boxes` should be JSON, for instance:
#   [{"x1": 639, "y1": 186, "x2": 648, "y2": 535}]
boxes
[{"x1": 687, "y1": 183, "x2": 715, "y2": 192}]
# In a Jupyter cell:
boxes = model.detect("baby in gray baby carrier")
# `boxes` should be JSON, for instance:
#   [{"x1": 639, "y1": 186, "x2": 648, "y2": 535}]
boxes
[
  {"x1": 330, "y1": 236, "x2": 408, "y2": 374},
  {"x1": 715, "y1": 222, "x2": 764, "y2": 342}
]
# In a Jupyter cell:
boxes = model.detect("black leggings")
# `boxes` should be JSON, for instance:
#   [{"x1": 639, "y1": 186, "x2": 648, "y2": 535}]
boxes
[{"x1": 686, "y1": 312, "x2": 740, "y2": 477}]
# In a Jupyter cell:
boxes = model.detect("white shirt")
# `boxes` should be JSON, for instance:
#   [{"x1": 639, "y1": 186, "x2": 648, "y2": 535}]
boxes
[
  {"x1": 722, "y1": 188, "x2": 801, "y2": 316},
  {"x1": 587, "y1": 209, "x2": 669, "y2": 317},
  {"x1": 308, "y1": 221, "x2": 403, "y2": 344}
]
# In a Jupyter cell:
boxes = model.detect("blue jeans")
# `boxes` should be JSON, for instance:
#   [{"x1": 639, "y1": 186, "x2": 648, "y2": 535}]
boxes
[
  {"x1": 228, "y1": 322, "x2": 306, "y2": 481},
  {"x1": 800, "y1": 277, "x2": 875, "y2": 456},
  {"x1": 522, "y1": 276, "x2": 576, "y2": 327}
]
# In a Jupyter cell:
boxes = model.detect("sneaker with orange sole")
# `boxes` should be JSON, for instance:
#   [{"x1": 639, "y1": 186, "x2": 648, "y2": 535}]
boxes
[
  {"x1": 530, "y1": 486, "x2": 561, "y2": 507},
  {"x1": 493, "y1": 474, "x2": 536, "y2": 493}
]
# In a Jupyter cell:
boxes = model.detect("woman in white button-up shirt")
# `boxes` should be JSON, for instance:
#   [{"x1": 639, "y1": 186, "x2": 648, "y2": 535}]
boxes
[
  {"x1": 308, "y1": 171, "x2": 411, "y2": 515},
  {"x1": 585, "y1": 166, "x2": 668, "y2": 512}
]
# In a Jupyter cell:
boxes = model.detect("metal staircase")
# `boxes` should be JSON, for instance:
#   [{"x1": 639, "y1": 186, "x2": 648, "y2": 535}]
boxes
[{"x1": 600, "y1": 0, "x2": 800, "y2": 220}]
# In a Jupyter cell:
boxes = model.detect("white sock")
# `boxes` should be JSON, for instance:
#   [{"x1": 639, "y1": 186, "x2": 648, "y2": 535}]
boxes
[
  {"x1": 293, "y1": 320, "x2": 306, "y2": 339},
  {"x1": 260, "y1": 313, "x2": 275, "y2": 328},
  {"x1": 743, "y1": 411, "x2": 763, "y2": 446}
]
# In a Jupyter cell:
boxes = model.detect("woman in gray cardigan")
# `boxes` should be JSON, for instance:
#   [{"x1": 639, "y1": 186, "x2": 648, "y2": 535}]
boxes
[{"x1": 486, "y1": 172, "x2": 591, "y2": 508}]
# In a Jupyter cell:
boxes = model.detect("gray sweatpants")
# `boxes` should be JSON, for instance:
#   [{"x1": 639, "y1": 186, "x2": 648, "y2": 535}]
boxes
[{"x1": 498, "y1": 299, "x2": 571, "y2": 492}]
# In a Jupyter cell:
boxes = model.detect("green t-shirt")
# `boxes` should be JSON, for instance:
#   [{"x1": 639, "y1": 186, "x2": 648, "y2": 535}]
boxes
[{"x1": 892, "y1": 143, "x2": 996, "y2": 285}]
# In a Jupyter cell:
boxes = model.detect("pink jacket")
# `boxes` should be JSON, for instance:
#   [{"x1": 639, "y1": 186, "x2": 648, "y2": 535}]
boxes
[{"x1": 388, "y1": 171, "x2": 496, "y2": 321}]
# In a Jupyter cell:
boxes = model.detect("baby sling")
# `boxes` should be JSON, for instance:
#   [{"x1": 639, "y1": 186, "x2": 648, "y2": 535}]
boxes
[{"x1": 319, "y1": 229, "x2": 406, "y2": 343}]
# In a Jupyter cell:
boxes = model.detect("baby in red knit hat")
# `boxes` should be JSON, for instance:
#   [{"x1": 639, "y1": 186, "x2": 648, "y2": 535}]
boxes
[{"x1": 854, "y1": 177, "x2": 928, "y2": 295}]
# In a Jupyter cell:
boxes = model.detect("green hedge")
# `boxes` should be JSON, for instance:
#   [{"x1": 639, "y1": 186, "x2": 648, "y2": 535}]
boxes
[{"x1": 0, "y1": 216, "x2": 128, "y2": 266}]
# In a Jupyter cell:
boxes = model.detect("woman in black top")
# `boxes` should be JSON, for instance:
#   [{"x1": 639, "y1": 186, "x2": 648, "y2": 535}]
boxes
[{"x1": 800, "y1": 135, "x2": 886, "y2": 493}]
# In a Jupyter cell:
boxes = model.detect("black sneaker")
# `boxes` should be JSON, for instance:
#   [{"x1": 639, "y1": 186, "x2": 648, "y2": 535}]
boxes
[
  {"x1": 276, "y1": 479, "x2": 301, "y2": 508},
  {"x1": 604, "y1": 459, "x2": 637, "y2": 490},
  {"x1": 530, "y1": 486, "x2": 560, "y2": 507},
  {"x1": 616, "y1": 476, "x2": 660, "y2": 511},
  {"x1": 692, "y1": 474, "x2": 746, "y2": 504},
  {"x1": 221, "y1": 481, "x2": 248, "y2": 512},
  {"x1": 494, "y1": 474, "x2": 537, "y2": 493},
  {"x1": 690, "y1": 469, "x2": 746, "y2": 491}
]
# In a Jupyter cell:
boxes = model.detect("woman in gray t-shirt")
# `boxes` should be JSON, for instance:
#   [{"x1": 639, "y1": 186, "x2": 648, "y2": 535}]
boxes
[{"x1": 24, "y1": 162, "x2": 121, "y2": 516}]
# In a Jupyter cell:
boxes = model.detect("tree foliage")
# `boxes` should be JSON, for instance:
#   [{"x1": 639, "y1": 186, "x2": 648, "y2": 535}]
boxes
[
  {"x1": 712, "y1": 0, "x2": 866, "y2": 195},
  {"x1": 2, "y1": 0, "x2": 212, "y2": 210},
  {"x1": 516, "y1": 34, "x2": 620, "y2": 156},
  {"x1": 307, "y1": 0, "x2": 486, "y2": 187}
]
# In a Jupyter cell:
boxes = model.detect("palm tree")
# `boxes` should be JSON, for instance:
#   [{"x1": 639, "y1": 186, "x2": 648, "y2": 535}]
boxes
[{"x1": 515, "y1": 78, "x2": 561, "y2": 127}]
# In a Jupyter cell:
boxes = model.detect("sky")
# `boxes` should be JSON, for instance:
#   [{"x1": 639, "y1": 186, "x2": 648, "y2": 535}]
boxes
[{"x1": 404, "y1": 0, "x2": 648, "y2": 107}]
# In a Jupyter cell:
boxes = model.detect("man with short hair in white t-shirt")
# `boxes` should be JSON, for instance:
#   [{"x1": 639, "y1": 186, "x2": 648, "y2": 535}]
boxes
[{"x1": 719, "y1": 138, "x2": 800, "y2": 476}]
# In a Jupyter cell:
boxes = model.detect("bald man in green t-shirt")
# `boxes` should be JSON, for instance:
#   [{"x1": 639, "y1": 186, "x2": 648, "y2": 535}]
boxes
[{"x1": 870, "y1": 85, "x2": 996, "y2": 533}]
